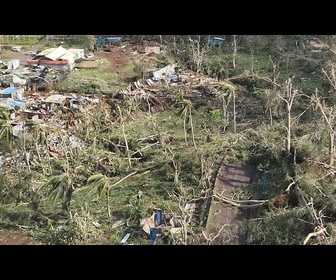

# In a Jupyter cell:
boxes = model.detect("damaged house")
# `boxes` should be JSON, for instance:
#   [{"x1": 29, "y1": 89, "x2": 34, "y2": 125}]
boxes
[
  {"x1": 26, "y1": 46, "x2": 82, "y2": 72},
  {"x1": 0, "y1": 74, "x2": 26, "y2": 87},
  {"x1": 67, "y1": 48, "x2": 85, "y2": 60},
  {"x1": 7, "y1": 59, "x2": 20, "y2": 70},
  {"x1": 42, "y1": 94, "x2": 75, "y2": 108},
  {"x1": 152, "y1": 64, "x2": 177, "y2": 81},
  {"x1": 0, "y1": 86, "x2": 26, "y2": 110}
]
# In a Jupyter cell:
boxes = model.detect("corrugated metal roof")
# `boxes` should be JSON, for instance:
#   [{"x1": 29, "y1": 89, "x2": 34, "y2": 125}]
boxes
[
  {"x1": 212, "y1": 37, "x2": 225, "y2": 40},
  {"x1": 44, "y1": 94, "x2": 68, "y2": 103},
  {"x1": 36, "y1": 47, "x2": 83, "y2": 63},
  {"x1": 59, "y1": 53, "x2": 75, "y2": 63},
  {"x1": 95, "y1": 35, "x2": 122, "y2": 38},
  {"x1": 152, "y1": 64, "x2": 176, "y2": 80},
  {"x1": 36, "y1": 47, "x2": 56, "y2": 57},
  {"x1": 45, "y1": 46, "x2": 69, "y2": 61},
  {"x1": 68, "y1": 48, "x2": 84, "y2": 53}
]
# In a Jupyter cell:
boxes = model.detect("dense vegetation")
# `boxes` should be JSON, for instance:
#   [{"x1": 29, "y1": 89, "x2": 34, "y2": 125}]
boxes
[{"x1": 1, "y1": 35, "x2": 336, "y2": 245}]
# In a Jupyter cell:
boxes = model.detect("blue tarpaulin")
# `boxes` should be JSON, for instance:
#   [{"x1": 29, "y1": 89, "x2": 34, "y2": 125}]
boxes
[
  {"x1": 7, "y1": 100, "x2": 26, "y2": 108},
  {"x1": 2, "y1": 87, "x2": 21, "y2": 95},
  {"x1": 1, "y1": 87, "x2": 24, "y2": 99},
  {"x1": 2, "y1": 87, "x2": 17, "y2": 95}
]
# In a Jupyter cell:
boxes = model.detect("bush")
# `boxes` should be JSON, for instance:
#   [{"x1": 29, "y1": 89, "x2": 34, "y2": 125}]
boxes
[
  {"x1": 245, "y1": 207, "x2": 311, "y2": 245},
  {"x1": 46, "y1": 207, "x2": 102, "y2": 245}
]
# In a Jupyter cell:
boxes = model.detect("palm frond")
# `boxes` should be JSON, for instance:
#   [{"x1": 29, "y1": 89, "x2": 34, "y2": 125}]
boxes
[
  {"x1": 25, "y1": 119, "x2": 40, "y2": 126},
  {"x1": 87, "y1": 173, "x2": 105, "y2": 184},
  {"x1": 177, "y1": 99, "x2": 192, "y2": 119},
  {"x1": 0, "y1": 109, "x2": 10, "y2": 121},
  {"x1": 43, "y1": 174, "x2": 69, "y2": 206},
  {"x1": 81, "y1": 173, "x2": 109, "y2": 199},
  {"x1": 218, "y1": 81, "x2": 236, "y2": 104},
  {"x1": 0, "y1": 125, "x2": 12, "y2": 143}
]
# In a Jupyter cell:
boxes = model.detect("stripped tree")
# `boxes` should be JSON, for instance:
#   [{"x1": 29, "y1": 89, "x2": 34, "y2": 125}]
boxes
[
  {"x1": 188, "y1": 35, "x2": 209, "y2": 75},
  {"x1": 311, "y1": 89, "x2": 336, "y2": 166},
  {"x1": 216, "y1": 81, "x2": 237, "y2": 133},
  {"x1": 277, "y1": 77, "x2": 298, "y2": 156}
]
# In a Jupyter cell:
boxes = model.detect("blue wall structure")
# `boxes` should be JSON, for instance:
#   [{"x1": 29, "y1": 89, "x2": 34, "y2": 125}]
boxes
[
  {"x1": 95, "y1": 36, "x2": 122, "y2": 45},
  {"x1": 208, "y1": 37, "x2": 225, "y2": 46}
]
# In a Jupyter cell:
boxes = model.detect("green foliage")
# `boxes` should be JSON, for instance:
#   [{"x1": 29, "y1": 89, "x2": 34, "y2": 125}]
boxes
[
  {"x1": 2, "y1": 35, "x2": 336, "y2": 245},
  {"x1": 0, "y1": 35, "x2": 43, "y2": 45},
  {"x1": 75, "y1": 81, "x2": 102, "y2": 95},
  {"x1": 0, "y1": 108, "x2": 13, "y2": 145},
  {"x1": 44, "y1": 175, "x2": 67, "y2": 203},
  {"x1": 245, "y1": 207, "x2": 311, "y2": 245},
  {"x1": 42, "y1": 172, "x2": 77, "y2": 213},
  {"x1": 206, "y1": 109, "x2": 228, "y2": 131},
  {"x1": 203, "y1": 55, "x2": 231, "y2": 80},
  {"x1": 124, "y1": 193, "x2": 151, "y2": 223},
  {"x1": 84, "y1": 173, "x2": 109, "y2": 198},
  {"x1": 0, "y1": 203, "x2": 37, "y2": 230},
  {"x1": 45, "y1": 207, "x2": 103, "y2": 245}
]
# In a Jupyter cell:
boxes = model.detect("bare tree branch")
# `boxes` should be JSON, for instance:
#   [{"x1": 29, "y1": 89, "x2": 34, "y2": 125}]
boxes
[
  {"x1": 303, "y1": 226, "x2": 328, "y2": 245},
  {"x1": 213, "y1": 193, "x2": 268, "y2": 208},
  {"x1": 285, "y1": 179, "x2": 296, "y2": 192},
  {"x1": 202, "y1": 224, "x2": 227, "y2": 245}
]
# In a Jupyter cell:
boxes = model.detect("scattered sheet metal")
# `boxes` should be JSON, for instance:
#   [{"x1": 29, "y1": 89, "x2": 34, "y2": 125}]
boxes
[
  {"x1": 112, "y1": 219, "x2": 127, "y2": 229},
  {"x1": 142, "y1": 209, "x2": 183, "y2": 241},
  {"x1": 43, "y1": 94, "x2": 69, "y2": 104},
  {"x1": 152, "y1": 64, "x2": 177, "y2": 81},
  {"x1": 146, "y1": 78, "x2": 154, "y2": 85},
  {"x1": 92, "y1": 221, "x2": 101, "y2": 228},
  {"x1": 120, "y1": 233, "x2": 131, "y2": 244},
  {"x1": 12, "y1": 121, "x2": 24, "y2": 137},
  {"x1": 141, "y1": 213, "x2": 156, "y2": 235},
  {"x1": 69, "y1": 134, "x2": 85, "y2": 149}
]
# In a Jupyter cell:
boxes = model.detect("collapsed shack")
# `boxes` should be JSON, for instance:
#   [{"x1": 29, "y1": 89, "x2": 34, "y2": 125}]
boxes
[
  {"x1": 19, "y1": 93, "x2": 99, "y2": 123},
  {"x1": 141, "y1": 210, "x2": 183, "y2": 244},
  {"x1": 113, "y1": 202, "x2": 197, "y2": 245},
  {"x1": 115, "y1": 64, "x2": 222, "y2": 115},
  {"x1": 0, "y1": 86, "x2": 27, "y2": 112},
  {"x1": 117, "y1": 88, "x2": 165, "y2": 114},
  {"x1": 140, "y1": 203, "x2": 197, "y2": 245}
]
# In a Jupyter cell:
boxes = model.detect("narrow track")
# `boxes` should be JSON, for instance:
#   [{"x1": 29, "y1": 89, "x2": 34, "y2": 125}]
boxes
[{"x1": 205, "y1": 162, "x2": 257, "y2": 245}]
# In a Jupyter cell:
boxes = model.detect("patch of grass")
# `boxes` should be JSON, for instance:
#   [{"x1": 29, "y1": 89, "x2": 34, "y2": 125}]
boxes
[
  {"x1": 0, "y1": 35, "x2": 43, "y2": 46},
  {"x1": 70, "y1": 59, "x2": 113, "y2": 79}
]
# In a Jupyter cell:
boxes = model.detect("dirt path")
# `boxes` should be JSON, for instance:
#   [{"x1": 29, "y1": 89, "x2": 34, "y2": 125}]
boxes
[
  {"x1": 0, "y1": 231, "x2": 39, "y2": 245},
  {"x1": 92, "y1": 47, "x2": 130, "y2": 72},
  {"x1": 205, "y1": 162, "x2": 257, "y2": 245}
]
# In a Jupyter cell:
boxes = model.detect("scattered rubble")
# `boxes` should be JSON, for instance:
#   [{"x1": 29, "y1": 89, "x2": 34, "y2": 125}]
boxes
[{"x1": 0, "y1": 43, "x2": 226, "y2": 180}]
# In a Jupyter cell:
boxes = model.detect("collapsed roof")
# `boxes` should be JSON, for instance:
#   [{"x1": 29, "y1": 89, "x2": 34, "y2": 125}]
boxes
[{"x1": 35, "y1": 46, "x2": 69, "y2": 61}]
